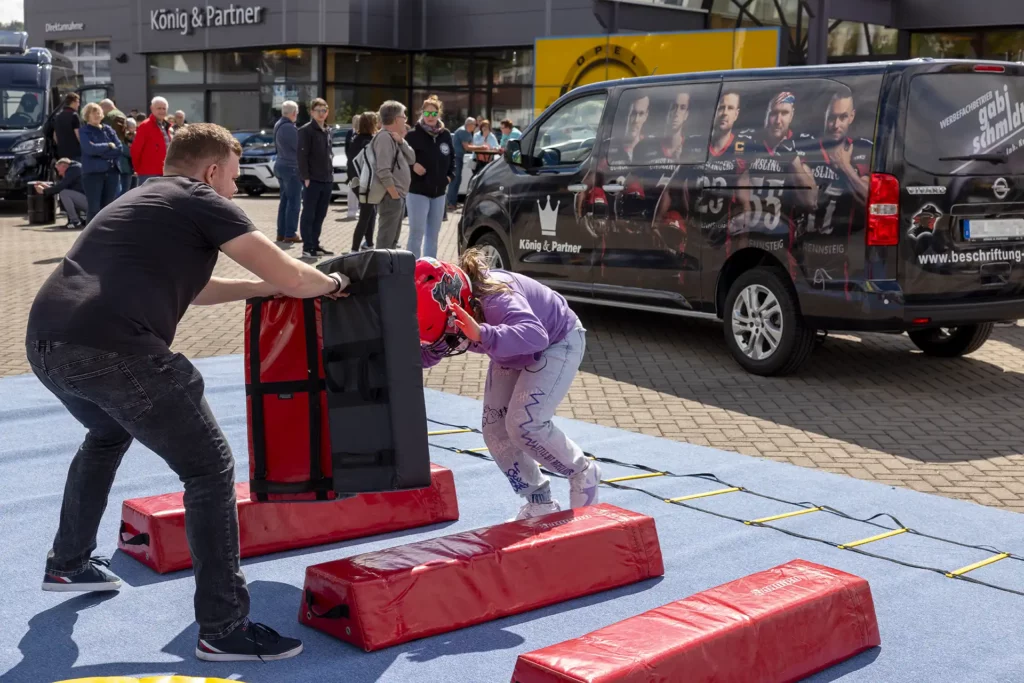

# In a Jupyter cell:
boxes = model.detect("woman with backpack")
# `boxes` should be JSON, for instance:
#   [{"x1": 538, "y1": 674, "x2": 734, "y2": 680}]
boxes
[
  {"x1": 346, "y1": 111, "x2": 380, "y2": 252},
  {"x1": 404, "y1": 95, "x2": 455, "y2": 259}
]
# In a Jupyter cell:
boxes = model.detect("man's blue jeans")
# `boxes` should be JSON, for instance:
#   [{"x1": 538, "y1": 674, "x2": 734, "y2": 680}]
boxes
[
  {"x1": 275, "y1": 166, "x2": 302, "y2": 240},
  {"x1": 26, "y1": 341, "x2": 250, "y2": 639}
]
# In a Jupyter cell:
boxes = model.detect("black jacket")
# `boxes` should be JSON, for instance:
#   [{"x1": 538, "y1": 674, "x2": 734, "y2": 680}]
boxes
[
  {"x1": 43, "y1": 162, "x2": 84, "y2": 196},
  {"x1": 297, "y1": 122, "x2": 334, "y2": 183},
  {"x1": 406, "y1": 124, "x2": 456, "y2": 199},
  {"x1": 346, "y1": 133, "x2": 372, "y2": 183}
]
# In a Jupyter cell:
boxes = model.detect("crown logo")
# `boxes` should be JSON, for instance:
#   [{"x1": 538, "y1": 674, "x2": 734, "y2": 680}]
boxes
[{"x1": 539, "y1": 195, "x2": 560, "y2": 237}]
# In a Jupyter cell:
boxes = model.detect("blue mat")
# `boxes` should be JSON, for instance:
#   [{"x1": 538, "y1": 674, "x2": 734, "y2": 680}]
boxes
[{"x1": 2, "y1": 354, "x2": 1024, "y2": 683}]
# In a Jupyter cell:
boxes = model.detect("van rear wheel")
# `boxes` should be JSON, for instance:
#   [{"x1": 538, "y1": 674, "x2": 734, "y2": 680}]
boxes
[
  {"x1": 908, "y1": 324, "x2": 994, "y2": 357},
  {"x1": 723, "y1": 267, "x2": 815, "y2": 376}
]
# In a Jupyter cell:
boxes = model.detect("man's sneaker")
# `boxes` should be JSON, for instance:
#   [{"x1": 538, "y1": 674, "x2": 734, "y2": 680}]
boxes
[
  {"x1": 300, "y1": 250, "x2": 316, "y2": 259},
  {"x1": 514, "y1": 500, "x2": 562, "y2": 521},
  {"x1": 315, "y1": 247, "x2": 335, "y2": 256},
  {"x1": 42, "y1": 556, "x2": 121, "y2": 592},
  {"x1": 196, "y1": 619, "x2": 303, "y2": 662},
  {"x1": 64, "y1": 221, "x2": 83, "y2": 230},
  {"x1": 569, "y1": 461, "x2": 602, "y2": 508}
]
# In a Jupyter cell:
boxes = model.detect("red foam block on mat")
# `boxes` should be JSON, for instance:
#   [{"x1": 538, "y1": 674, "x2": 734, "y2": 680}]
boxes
[
  {"x1": 511, "y1": 558, "x2": 880, "y2": 683},
  {"x1": 300, "y1": 503, "x2": 664, "y2": 651},
  {"x1": 118, "y1": 463, "x2": 458, "y2": 574}
]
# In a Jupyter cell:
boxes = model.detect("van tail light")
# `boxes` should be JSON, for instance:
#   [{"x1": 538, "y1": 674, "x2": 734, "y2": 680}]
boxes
[
  {"x1": 975, "y1": 64, "x2": 1005, "y2": 73},
  {"x1": 866, "y1": 173, "x2": 900, "y2": 246}
]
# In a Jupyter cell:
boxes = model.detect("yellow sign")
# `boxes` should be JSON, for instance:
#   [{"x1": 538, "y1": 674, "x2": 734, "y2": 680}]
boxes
[{"x1": 534, "y1": 28, "x2": 781, "y2": 115}]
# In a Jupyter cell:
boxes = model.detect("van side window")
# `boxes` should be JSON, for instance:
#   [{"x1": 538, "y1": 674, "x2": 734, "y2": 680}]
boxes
[
  {"x1": 532, "y1": 93, "x2": 607, "y2": 168},
  {"x1": 604, "y1": 83, "x2": 719, "y2": 168}
]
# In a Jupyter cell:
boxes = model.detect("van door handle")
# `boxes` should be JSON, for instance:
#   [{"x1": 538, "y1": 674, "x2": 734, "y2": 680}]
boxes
[
  {"x1": 568, "y1": 184, "x2": 587, "y2": 192},
  {"x1": 603, "y1": 184, "x2": 624, "y2": 193}
]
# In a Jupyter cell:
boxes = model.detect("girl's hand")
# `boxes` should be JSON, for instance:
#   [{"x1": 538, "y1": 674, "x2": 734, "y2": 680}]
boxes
[
  {"x1": 449, "y1": 297, "x2": 481, "y2": 343},
  {"x1": 413, "y1": 162, "x2": 426, "y2": 176}
]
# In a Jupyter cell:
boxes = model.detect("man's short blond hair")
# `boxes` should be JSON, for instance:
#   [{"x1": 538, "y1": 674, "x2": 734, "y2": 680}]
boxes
[{"x1": 164, "y1": 122, "x2": 242, "y2": 173}]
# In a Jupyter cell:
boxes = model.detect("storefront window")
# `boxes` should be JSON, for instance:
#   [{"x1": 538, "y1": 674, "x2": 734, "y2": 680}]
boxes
[
  {"x1": 326, "y1": 49, "x2": 409, "y2": 86},
  {"x1": 984, "y1": 30, "x2": 1024, "y2": 62},
  {"x1": 163, "y1": 91, "x2": 204, "y2": 124},
  {"x1": 261, "y1": 48, "x2": 319, "y2": 83},
  {"x1": 207, "y1": 50, "x2": 262, "y2": 84},
  {"x1": 48, "y1": 39, "x2": 112, "y2": 86},
  {"x1": 261, "y1": 84, "x2": 319, "y2": 127},
  {"x1": 490, "y1": 87, "x2": 534, "y2": 128},
  {"x1": 413, "y1": 55, "x2": 470, "y2": 88},
  {"x1": 149, "y1": 53, "x2": 204, "y2": 86},
  {"x1": 325, "y1": 85, "x2": 409, "y2": 126},
  {"x1": 828, "y1": 22, "x2": 898, "y2": 58},
  {"x1": 488, "y1": 49, "x2": 533, "y2": 86},
  {"x1": 910, "y1": 33, "x2": 981, "y2": 59},
  {"x1": 210, "y1": 90, "x2": 261, "y2": 131}
]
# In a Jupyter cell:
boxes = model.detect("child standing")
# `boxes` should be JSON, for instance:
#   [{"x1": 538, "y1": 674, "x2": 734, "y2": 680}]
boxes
[{"x1": 416, "y1": 251, "x2": 601, "y2": 520}]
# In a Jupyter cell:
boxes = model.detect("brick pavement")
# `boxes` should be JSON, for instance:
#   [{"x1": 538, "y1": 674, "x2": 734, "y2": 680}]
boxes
[{"x1": 4, "y1": 195, "x2": 1024, "y2": 512}]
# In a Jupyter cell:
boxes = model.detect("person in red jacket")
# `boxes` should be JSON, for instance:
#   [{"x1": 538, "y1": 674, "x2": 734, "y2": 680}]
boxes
[{"x1": 131, "y1": 96, "x2": 175, "y2": 184}]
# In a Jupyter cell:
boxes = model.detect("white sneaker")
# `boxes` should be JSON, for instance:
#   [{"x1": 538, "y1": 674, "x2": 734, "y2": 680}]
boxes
[
  {"x1": 569, "y1": 461, "x2": 602, "y2": 508},
  {"x1": 514, "y1": 500, "x2": 562, "y2": 521}
]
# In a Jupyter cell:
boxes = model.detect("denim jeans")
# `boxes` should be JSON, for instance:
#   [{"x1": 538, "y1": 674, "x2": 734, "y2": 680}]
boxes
[
  {"x1": 299, "y1": 180, "x2": 332, "y2": 253},
  {"x1": 480, "y1": 320, "x2": 588, "y2": 499},
  {"x1": 446, "y1": 155, "x2": 464, "y2": 206},
  {"x1": 118, "y1": 173, "x2": 134, "y2": 198},
  {"x1": 275, "y1": 166, "x2": 302, "y2": 239},
  {"x1": 26, "y1": 341, "x2": 249, "y2": 639},
  {"x1": 405, "y1": 193, "x2": 446, "y2": 259},
  {"x1": 83, "y1": 169, "x2": 120, "y2": 222}
]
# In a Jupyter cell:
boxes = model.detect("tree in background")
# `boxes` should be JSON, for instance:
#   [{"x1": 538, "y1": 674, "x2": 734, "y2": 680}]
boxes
[{"x1": 0, "y1": 21, "x2": 25, "y2": 32}]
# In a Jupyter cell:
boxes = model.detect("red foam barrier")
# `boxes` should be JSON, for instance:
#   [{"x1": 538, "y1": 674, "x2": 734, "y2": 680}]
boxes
[
  {"x1": 511, "y1": 558, "x2": 880, "y2": 683},
  {"x1": 300, "y1": 504, "x2": 664, "y2": 651},
  {"x1": 118, "y1": 464, "x2": 459, "y2": 574}
]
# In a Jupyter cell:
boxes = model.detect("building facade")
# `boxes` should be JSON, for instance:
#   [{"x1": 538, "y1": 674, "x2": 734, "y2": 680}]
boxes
[{"x1": 24, "y1": 0, "x2": 1024, "y2": 131}]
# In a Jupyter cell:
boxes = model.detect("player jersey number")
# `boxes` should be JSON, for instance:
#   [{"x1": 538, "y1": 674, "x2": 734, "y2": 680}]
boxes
[
  {"x1": 696, "y1": 175, "x2": 727, "y2": 215},
  {"x1": 750, "y1": 178, "x2": 784, "y2": 231},
  {"x1": 806, "y1": 199, "x2": 837, "y2": 235}
]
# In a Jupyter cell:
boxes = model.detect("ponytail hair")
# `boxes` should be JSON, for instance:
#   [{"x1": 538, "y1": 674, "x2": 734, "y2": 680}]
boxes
[{"x1": 459, "y1": 248, "x2": 512, "y2": 298}]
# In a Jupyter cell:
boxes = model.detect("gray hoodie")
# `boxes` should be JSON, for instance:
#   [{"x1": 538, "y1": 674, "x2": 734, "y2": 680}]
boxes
[{"x1": 371, "y1": 130, "x2": 416, "y2": 202}]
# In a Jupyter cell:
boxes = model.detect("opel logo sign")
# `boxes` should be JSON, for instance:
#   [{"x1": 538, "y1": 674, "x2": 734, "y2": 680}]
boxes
[{"x1": 993, "y1": 177, "x2": 1010, "y2": 200}]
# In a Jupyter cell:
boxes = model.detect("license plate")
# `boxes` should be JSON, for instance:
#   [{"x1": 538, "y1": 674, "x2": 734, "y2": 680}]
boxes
[{"x1": 964, "y1": 218, "x2": 1024, "y2": 241}]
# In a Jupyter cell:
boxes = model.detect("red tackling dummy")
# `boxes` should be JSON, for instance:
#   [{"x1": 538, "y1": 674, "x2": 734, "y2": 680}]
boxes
[
  {"x1": 300, "y1": 504, "x2": 664, "y2": 651},
  {"x1": 118, "y1": 464, "x2": 459, "y2": 574},
  {"x1": 511, "y1": 559, "x2": 880, "y2": 683}
]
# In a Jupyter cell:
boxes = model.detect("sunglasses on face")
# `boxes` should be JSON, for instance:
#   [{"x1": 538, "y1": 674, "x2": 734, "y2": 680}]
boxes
[
  {"x1": 423, "y1": 111, "x2": 439, "y2": 118},
  {"x1": 313, "y1": 107, "x2": 328, "y2": 114}
]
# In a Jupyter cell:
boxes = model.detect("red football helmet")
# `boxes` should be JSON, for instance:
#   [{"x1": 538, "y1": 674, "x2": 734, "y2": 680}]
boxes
[{"x1": 414, "y1": 257, "x2": 473, "y2": 349}]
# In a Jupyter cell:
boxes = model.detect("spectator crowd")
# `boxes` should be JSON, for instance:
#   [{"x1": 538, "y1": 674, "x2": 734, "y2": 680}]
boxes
[{"x1": 34, "y1": 90, "x2": 522, "y2": 261}]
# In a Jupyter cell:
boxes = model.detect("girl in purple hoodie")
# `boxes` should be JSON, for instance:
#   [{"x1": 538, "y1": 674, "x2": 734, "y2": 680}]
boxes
[{"x1": 418, "y1": 251, "x2": 602, "y2": 520}]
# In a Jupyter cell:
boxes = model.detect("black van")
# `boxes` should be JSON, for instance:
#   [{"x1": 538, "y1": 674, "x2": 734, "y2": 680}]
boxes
[
  {"x1": 0, "y1": 32, "x2": 111, "y2": 199},
  {"x1": 459, "y1": 59, "x2": 1024, "y2": 375}
]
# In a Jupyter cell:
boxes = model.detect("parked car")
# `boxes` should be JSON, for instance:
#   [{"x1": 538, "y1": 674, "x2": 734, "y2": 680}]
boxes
[
  {"x1": 235, "y1": 131, "x2": 277, "y2": 197},
  {"x1": 234, "y1": 125, "x2": 351, "y2": 200},
  {"x1": 460, "y1": 58, "x2": 1024, "y2": 376}
]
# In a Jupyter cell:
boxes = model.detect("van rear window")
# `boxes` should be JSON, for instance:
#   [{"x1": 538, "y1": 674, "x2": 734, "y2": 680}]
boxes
[{"x1": 905, "y1": 73, "x2": 1024, "y2": 175}]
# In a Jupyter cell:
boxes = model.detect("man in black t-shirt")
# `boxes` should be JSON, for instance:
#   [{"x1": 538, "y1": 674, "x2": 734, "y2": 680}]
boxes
[
  {"x1": 26, "y1": 123, "x2": 348, "y2": 663},
  {"x1": 52, "y1": 93, "x2": 82, "y2": 161}
]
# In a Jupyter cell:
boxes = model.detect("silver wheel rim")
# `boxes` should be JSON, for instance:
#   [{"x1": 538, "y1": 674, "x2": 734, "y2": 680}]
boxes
[
  {"x1": 732, "y1": 284, "x2": 783, "y2": 361},
  {"x1": 478, "y1": 244, "x2": 504, "y2": 269}
]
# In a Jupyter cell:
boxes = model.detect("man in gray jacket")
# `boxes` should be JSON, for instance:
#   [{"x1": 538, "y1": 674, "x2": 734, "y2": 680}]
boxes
[{"x1": 372, "y1": 101, "x2": 416, "y2": 249}]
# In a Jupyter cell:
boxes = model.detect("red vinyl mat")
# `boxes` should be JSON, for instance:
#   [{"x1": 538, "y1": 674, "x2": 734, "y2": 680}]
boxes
[
  {"x1": 511, "y1": 559, "x2": 881, "y2": 683},
  {"x1": 118, "y1": 463, "x2": 458, "y2": 574},
  {"x1": 299, "y1": 503, "x2": 664, "y2": 651}
]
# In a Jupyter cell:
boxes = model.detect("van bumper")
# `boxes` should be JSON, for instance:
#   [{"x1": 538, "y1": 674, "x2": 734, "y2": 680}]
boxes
[{"x1": 798, "y1": 281, "x2": 1024, "y2": 331}]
